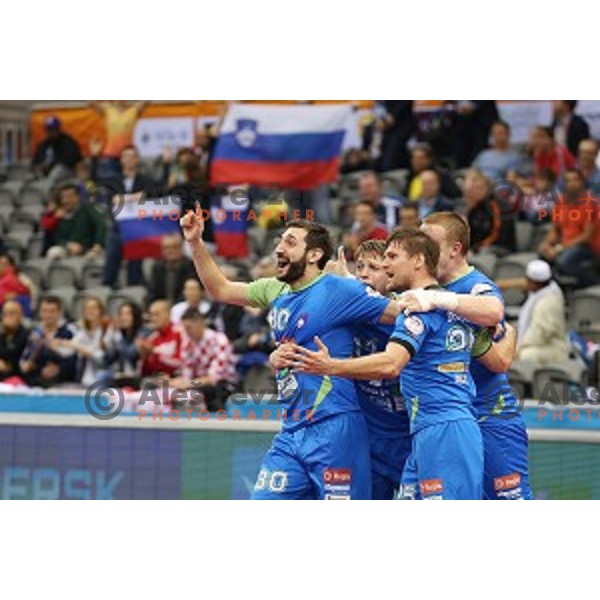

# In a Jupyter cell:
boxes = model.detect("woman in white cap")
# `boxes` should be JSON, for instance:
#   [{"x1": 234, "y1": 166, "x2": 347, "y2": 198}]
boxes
[{"x1": 516, "y1": 259, "x2": 569, "y2": 364}]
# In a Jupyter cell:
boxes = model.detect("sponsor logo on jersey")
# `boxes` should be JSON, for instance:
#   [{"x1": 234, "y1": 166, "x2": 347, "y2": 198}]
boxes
[
  {"x1": 437, "y1": 361, "x2": 467, "y2": 373},
  {"x1": 420, "y1": 478, "x2": 444, "y2": 497},
  {"x1": 494, "y1": 473, "x2": 521, "y2": 491},
  {"x1": 404, "y1": 315, "x2": 424, "y2": 337},
  {"x1": 324, "y1": 468, "x2": 352, "y2": 498}
]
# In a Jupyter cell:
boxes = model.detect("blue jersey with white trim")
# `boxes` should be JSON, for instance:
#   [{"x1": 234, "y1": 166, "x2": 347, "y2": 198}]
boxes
[
  {"x1": 259, "y1": 274, "x2": 390, "y2": 431},
  {"x1": 445, "y1": 267, "x2": 520, "y2": 421},
  {"x1": 352, "y1": 320, "x2": 410, "y2": 437},
  {"x1": 390, "y1": 304, "x2": 477, "y2": 433}
]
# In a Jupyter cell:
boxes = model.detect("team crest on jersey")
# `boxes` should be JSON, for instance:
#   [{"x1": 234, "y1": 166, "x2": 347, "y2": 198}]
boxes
[
  {"x1": 296, "y1": 313, "x2": 309, "y2": 330},
  {"x1": 471, "y1": 283, "x2": 492, "y2": 296},
  {"x1": 404, "y1": 315, "x2": 424, "y2": 337},
  {"x1": 445, "y1": 324, "x2": 473, "y2": 352}
]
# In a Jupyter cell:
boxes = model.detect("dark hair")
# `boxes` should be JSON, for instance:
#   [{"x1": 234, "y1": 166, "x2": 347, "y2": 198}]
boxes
[
  {"x1": 536, "y1": 168, "x2": 557, "y2": 184},
  {"x1": 356, "y1": 200, "x2": 376, "y2": 213},
  {"x1": 564, "y1": 101, "x2": 578, "y2": 112},
  {"x1": 493, "y1": 120, "x2": 511, "y2": 133},
  {"x1": 181, "y1": 307, "x2": 204, "y2": 321},
  {"x1": 386, "y1": 227, "x2": 440, "y2": 277},
  {"x1": 423, "y1": 212, "x2": 471, "y2": 257},
  {"x1": 0, "y1": 253, "x2": 16, "y2": 267},
  {"x1": 283, "y1": 219, "x2": 334, "y2": 269},
  {"x1": 537, "y1": 126, "x2": 554, "y2": 139},
  {"x1": 118, "y1": 301, "x2": 143, "y2": 338},
  {"x1": 564, "y1": 168, "x2": 585, "y2": 182},
  {"x1": 356, "y1": 240, "x2": 386, "y2": 260},
  {"x1": 57, "y1": 182, "x2": 80, "y2": 197},
  {"x1": 411, "y1": 143, "x2": 434, "y2": 160},
  {"x1": 120, "y1": 144, "x2": 139, "y2": 155},
  {"x1": 39, "y1": 295, "x2": 63, "y2": 311}
]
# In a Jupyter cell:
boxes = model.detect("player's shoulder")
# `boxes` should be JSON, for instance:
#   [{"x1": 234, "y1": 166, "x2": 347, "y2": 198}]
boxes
[{"x1": 463, "y1": 267, "x2": 499, "y2": 296}]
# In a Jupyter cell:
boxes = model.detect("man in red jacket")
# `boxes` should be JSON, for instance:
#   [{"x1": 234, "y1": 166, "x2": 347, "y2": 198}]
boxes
[
  {"x1": 0, "y1": 254, "x2": 30, "y2": 307},
  {"x1": 137, "y1": 300, "x2": 182, "y2": 378}
]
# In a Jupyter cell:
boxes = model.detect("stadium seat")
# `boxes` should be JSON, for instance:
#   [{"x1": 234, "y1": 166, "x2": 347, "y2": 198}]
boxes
[
  {"x1": 20, "y1": 258, "x2": 50, "y2": 290},
  {"x1": 47, "y1": 257, "x2": 87, "y2": 289},
  {"x1": 0, "y1": 187, "x2": 16, "y2": 207},
  {"x1": 0, "y1": 180, "x2": 25, "y2": 201},
  {"x1": 0, "y1": 205, "x2": 12, "y2": 229},
  {"x1": 25, "y1": 232, "x2": 45, "y2": 260},
  {"x1": 17, "y1": 186, "x2": 46, "y2": 209},
  {"x1": 107, "y1": 286, "x2": 148, "y2": 314},
  {"x1": 10, "y1": 211, "x2": 38, "y2": 235},
  {"x1": 469, "y1": 252, "x2": 497, "y2": 279},
  {"x1": 6, "y1": 164, "x2": 32, "y2": 181},
  {"x1": 532, "y1": 360, "x2": 588, "y2": 401},
  {"x1": 80, "y1": 263, "x2": 105, "y2": 289},
  {"x1": 515, "y1": 221, "x2": 533, "y2": 253},
  {"x1": 569, "y1": 288, "x2": 600, "y2": 330}
]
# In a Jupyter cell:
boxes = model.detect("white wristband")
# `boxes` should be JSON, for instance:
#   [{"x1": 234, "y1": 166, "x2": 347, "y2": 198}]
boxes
[{"x1": 432, "y1": 291, "x2": 458, "y2": 311}]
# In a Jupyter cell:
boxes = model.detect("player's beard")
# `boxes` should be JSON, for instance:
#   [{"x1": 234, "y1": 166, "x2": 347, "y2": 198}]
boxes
[{"x1": 277, "y1": 252, "x2": 308, "y2": 284}]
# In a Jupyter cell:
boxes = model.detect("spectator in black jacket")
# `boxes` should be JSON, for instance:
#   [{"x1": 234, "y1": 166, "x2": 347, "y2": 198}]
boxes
[
  {"x1": 19, "y1": 296, "x2": 76, "y2": 387},
  {"x1": 405, "y1": 143, "x2": 462, "y2": 200},
  {"x1": 32, "y1": 116, "x2": 82, "y2": 182},
  {"x1": 91, "y1": 144, "x2": 153, "y2": 287},
  {"x1": 375, "y1": 101, "x2": 415, "y2": 171},
  {"x1": 147, "y1": 234, "x2": 197, "y2": 304},
  {"x1": 451, "y1": 101, "x2": 499, "y2": 168},
  {"x1": 0, "y1": 300, "x2": 29, "y2": 381},
  {"x1": 552, "y1": 101, "x2": 591, "y2": 157}
]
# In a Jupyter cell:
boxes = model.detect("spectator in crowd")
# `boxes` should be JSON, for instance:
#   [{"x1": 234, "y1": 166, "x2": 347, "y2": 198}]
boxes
[
  {"x1": 74, "y1": 160, "x2": 96, "y2": 202},
  {"x1": 169, "y1": 307, "x2": 238, "y2": 411},
  {"x1": 413, "y1": 169, "x2": 453, "y2": 219},
  {"x1": 63, "y1": 297, "x2": 112, "y2": 387},
  {"x1": 374, "y1": 101, "x2": 415, "y2": 171},
  {"x1": 42, "y1": 183, "x2": 105, "y2": 260},
  {"x1": 147, "y1": 234, "x2": 197, "y2": 304},
  {"x1": 552, "y1": 101, "x2": 590, "y2": 157},
  {"x1": 530, "y1": 126, "x2": 576, "y2": 179},
  {"x1": 137, "y1": 300, "x2": 181, "y2": 379},
  {"x1": 522, "y1": 168, "x2": 558, "y2": 224},
  {"x1": 171, "y1": 278, "x2": 211, "y2": 325},
  {"x1": 193, "y1": 122, "x2": 218, "y2": 179},
  {"x1": 19, "y1": 296, "x2": 76, "y2": 387},
  {"x1": 205, "y1": 263, "x2": 246, "y2": 341},
  {"x1": 464, "y1": 170, "x2": 500, "y2": 252},
  {"x1": 340, "y1": 148, "x2": 374, "y2": 175},
  {"x1": 405, "y1": 143, "x2": 461, "y2": 201},
  {"x1": 104, "y1": 301, "x2": 144, "y2": 387},
  {"x1": 516, "y1": 260, "x2": 569, "y2": 364},
  {"x1": 576, "y1": 139, "x2": 600, "y2": 194},
  {"x1": 539, "y1": 169, "x2": 600, "y2": 287},
  {"x1": 472, "y1": 120, "x2": 524, "y2": 180},
  {"x1": 0, "y1": 300, "x2": 29, "y2": 381},
  {"x1": 32, "y1": 116, "x2": 82, "y2": 182},
  {"x1": 90, "y1": 101, "x2": 146, "y2": 167},
  {"x1": 358, "y1": 171, "x2": 403, "y2": 230},
  {"x1": 0, "y1": 253, "x2": 31, "y2": 309},
  {"x1": 92, "y1": 144, "x2": 151, "y2": 287},
  {"x1": 451, "y1": 101, "x2": 499, "y2": 168},
  {"x1": 398, "y1": 203, "x2": 420, "y2": 229},
  {"x1": 343, "y1": 201, "x2": 388, "y2": 260}
]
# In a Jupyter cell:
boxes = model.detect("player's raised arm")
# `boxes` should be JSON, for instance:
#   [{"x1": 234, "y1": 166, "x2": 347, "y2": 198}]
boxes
[
  {"x1": 181, "y1": 207, "x2": 251, "y2": 306},
  {"x1": 473, "y1": 322, "x2": 517, "y2": 373},
  {"x1": 290, "y1": 336, "x2": 411, "y2": 380},
  {"x1": 398, "y1": 289, "x2": 503, "y2": 327}
]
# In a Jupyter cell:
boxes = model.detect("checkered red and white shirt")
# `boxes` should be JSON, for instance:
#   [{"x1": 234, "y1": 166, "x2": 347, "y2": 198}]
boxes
[{"x1": 181, "y1": 328, "x2": 238, "y2": 383}]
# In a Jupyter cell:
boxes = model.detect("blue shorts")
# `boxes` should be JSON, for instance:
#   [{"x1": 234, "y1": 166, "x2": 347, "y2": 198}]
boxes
[
  {"x1": 481, "y1": 418, "x2": 532, "y2": 500},
  {"x1": 251, "y1": 411, "x2": 371, "y2": 500},
  {"x1": 370, "y1": 434, "x2": 412, "y2": 500},
  {"x1": 403, "y1": 419, "x2": 483, "y2": 500}
]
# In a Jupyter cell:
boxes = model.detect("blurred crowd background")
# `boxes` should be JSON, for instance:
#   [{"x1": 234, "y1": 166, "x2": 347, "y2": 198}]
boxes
[{"x1": 1, "y1": 100, "x2": 600, "y2": 406}]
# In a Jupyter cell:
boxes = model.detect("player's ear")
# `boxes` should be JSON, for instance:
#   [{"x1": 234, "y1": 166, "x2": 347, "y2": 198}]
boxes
[{"x1": 307, "y1": 248, "x2": 324, "y2": 265}]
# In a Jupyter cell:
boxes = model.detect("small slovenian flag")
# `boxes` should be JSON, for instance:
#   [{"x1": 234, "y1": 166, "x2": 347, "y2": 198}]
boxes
[
  {"x1": 116, "y1": 196, "x2": 182, "y2": 259},
  {"x1": 212, "y1": 192, "x2": 250, "y2": 258},
  {"x1": 211, "y1": 103, "x2": 352, "y2": 190}
]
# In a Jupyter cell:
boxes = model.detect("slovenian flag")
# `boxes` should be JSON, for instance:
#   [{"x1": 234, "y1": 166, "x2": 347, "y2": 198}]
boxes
[
  {"x1": 211, "y1": 104, "x2": 352, "y2": 190},
  {"x1": 116, "y1": 196, "x2": 182, "y2": 259},
  {"x1": 212, "y1": 191, "x2": 249, "y2": 258}
]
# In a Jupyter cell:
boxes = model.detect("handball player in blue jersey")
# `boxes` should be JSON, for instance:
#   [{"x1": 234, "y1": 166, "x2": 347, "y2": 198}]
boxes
[
  {"x1": 272, "y1": 240, "x2": 412, "y2": 499},
  {"x1": 289, "y1": 229, "x2": 510, "y2": 499},
  {"x1": 181, "y1": 209, "x2": 400, "y2": 499},
  {"x1": 413, "y1": 212, "x2": 532, "y2": 499}
]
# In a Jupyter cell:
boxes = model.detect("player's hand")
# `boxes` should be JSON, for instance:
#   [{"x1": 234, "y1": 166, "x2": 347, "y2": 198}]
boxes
[
  {"x1": 269, "y1": 343, "x2": 296, "y2": 370},
  {"x1": 288, "y1": 336, "x2": 334, "y2": 375},
  {"x1": 398, "y1": 289, "x2": 458, "y2": 314},
  {"x1": 180, "y1": 203, "x2": 205, "y2": 245},
  {"x1": 324, "y1": 246, "x2": 351, "y2": 277}
]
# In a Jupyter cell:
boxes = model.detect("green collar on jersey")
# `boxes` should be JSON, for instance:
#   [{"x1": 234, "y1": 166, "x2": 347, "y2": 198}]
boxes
[{"x1": 289, "y1": 272, "x2": 325, "y2": 293}]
